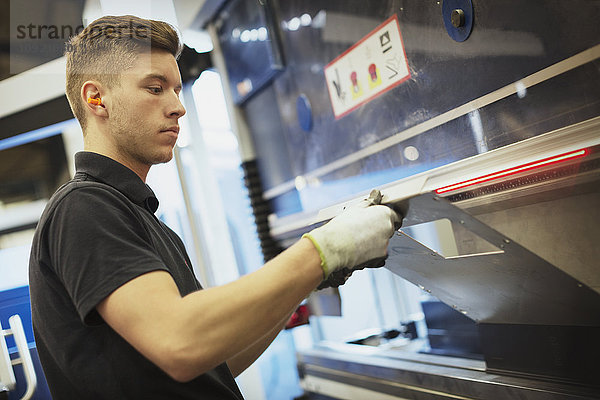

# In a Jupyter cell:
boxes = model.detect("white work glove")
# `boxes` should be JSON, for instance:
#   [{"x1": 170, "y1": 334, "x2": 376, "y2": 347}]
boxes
[{"x1": 302, "y1": 190, "x2": 401, "y2": 284}]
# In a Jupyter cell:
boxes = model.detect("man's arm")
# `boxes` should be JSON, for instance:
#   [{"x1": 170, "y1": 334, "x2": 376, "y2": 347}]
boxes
[
  {"x1": 226, "y1": 308, "x2": 295, "y2": 377},
  {"x1": 97, "y1": 237, "x2": 322, "y2": 383},
  {"x1": 97, "y1": 195, "x2": 398, "y2": 383}
]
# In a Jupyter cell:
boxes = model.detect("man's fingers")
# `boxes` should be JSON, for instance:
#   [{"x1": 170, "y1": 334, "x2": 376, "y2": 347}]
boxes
[{"x1": 367, "y1": 189, "x2": 383, "y2": 205}]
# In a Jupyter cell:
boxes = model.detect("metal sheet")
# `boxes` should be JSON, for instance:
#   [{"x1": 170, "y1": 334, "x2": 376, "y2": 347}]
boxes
[{"x1": 385, "y1": 192, "x2": 600, "y2": 326}]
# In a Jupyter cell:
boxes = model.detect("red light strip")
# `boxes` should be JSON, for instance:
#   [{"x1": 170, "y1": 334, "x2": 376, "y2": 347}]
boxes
[{"x1": 435, "y1": 148, "x2": 589, "y2": 195}]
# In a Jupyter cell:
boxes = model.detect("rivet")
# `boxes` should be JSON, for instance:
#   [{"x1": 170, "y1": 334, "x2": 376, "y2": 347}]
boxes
[{"x1": 451, "y1": 9, "x2": 465, "y2": 28}]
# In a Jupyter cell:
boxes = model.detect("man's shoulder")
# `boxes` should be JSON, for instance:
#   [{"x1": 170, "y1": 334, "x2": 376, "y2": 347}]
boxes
[
  {"x1": 40, "y1": 176, "x2": 138, "y2": 229},
  {"x1": 31, "y1": 175, "x2": 149, "y2": 262}
]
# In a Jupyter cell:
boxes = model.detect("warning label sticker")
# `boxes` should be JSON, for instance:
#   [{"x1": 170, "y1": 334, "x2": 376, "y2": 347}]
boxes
[{"x1": 324, "y1": 14, "x2": 410, "y2": 119}]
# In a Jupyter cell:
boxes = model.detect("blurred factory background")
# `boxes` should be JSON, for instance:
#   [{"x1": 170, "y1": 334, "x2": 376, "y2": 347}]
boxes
[{"x1": 1, "y1": 0, "x2": 599, "y2": 399}]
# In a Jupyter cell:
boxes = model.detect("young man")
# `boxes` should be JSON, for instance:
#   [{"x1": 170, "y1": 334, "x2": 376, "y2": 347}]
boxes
[{"x1": 28, "y1": 15, "x2": 400, "y2": 399}]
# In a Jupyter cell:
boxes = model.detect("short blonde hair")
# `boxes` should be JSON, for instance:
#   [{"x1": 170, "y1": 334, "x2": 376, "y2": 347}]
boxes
[{"x1": 65, "y1": 15, "x2": 182, "y2": 130}]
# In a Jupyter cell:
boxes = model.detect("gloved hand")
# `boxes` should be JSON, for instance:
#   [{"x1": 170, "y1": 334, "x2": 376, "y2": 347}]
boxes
[
  {"x1": 302, "y1": 189, "x2": 401, "y2": 282},
  {"x1": 316, "y1": 259, "x2": 387, "y2": 290}
]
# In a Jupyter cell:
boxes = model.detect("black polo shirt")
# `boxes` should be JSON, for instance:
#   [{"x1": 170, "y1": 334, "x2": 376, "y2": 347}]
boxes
[{"x1": 29, "y1": 151, "x2": 244, "y2": 399}]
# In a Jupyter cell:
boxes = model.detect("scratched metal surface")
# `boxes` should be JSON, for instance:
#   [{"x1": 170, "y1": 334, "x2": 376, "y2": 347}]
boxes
[{"x1": 230, "y1": 0, "x2": 600, "y2": 216}]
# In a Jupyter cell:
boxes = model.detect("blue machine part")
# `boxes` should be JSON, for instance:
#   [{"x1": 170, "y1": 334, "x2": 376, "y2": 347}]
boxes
[
  {"x1": 0, "y1": 287, "x2": 52, "y2": 399},
  {"x1": 442, "y1": 0, "x2": 474, "y2": 42},
  {"x1": 0, "y1": 287, "x2": 34, "y2": 349},
  {"x1": 216, "y1": 0, "x2": 284, "y2": 104},
  {"x1": 296, "y1": 94, "x2": 313, "y2": 132}
]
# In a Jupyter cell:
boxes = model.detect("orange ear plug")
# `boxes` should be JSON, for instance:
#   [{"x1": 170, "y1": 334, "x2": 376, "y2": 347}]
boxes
[{"x1": 87, "y1": 98, "x2": 102, "y2": 106}]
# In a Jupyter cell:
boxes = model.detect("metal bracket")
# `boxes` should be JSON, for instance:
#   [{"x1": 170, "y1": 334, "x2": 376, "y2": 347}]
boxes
[{"x1": 386, "y1": 192, "x2": 600, "y2": 325}]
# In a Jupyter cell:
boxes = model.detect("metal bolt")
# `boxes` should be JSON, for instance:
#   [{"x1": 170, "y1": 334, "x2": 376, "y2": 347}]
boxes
[{"x1": 451, "y1": 9, "x2": 465, "y2": 28}]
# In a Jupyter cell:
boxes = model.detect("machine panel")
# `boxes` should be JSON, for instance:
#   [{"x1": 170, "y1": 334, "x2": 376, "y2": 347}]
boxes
[{"x1": 227, "y1": 0, "x2": 600, "y2": 215}]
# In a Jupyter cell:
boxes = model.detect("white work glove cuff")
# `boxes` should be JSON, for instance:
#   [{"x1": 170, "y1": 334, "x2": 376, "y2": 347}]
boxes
[{"x1": 302, "y1": 230, "x2": 352, "y2": 278}]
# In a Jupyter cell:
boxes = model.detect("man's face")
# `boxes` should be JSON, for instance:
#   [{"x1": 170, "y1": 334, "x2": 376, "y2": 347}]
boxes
[{"x1": 107, "y1": 50, "x2": 186, "y2": 167}]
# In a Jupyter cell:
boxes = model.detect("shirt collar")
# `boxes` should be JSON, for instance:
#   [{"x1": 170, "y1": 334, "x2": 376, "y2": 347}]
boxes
[{"x1": 74, "y1": 151, "x2": 160, "y2": 214}]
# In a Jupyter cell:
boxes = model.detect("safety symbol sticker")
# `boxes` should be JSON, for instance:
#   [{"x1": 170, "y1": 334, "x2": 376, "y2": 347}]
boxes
[{"x1": 324, "y1": 14, "x2": 410, "y2": 119}]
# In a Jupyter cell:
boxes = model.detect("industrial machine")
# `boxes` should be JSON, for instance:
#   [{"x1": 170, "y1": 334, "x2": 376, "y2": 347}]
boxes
[
  {"x1": 199, "y1": 0, "x2": 600, "y2": 398},
  {"x1": 1, "y1": 0, "x2": 598, "y2": 398}
]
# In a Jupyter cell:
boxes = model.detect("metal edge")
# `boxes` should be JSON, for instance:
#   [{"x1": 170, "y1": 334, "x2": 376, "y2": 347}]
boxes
[
  {"x1": 268, "y1": 115, "x2": 600, "y2": 238},
  {"x1": 263, "y1": 44, "x2": 600, "y2": 200}
]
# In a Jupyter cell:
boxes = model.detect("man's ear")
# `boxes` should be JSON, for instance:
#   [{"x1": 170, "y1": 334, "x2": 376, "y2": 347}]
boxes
[{"x1": 81, "y1": 81, "x2": 108, "y2": 117}]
